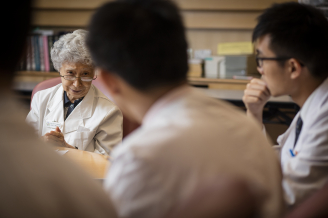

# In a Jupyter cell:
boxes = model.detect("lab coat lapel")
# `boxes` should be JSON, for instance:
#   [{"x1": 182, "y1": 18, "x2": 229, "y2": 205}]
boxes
[
  {"x1": 64, "y1": 85, "x2": 95, "y2": 134},
  {"x1": 45, "y1": 86, "x2": 65, "y2": 127}
]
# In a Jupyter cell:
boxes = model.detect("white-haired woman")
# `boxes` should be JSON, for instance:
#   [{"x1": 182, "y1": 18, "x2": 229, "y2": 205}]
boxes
[{"x1": 26, "y1": 29, "x2": 123, "y2": 155}]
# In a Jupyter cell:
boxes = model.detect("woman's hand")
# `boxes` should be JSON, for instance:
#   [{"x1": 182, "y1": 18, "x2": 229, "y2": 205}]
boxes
[
  {"x1": 43, "y1": 127, "x2": 75, "y2": 149},
  {"x1": 242, "y1": 78, "x2": 271, "y2": 124}
]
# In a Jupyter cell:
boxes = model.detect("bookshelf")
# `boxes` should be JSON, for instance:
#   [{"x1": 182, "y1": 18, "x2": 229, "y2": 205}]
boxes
[
  {"x1": 18, "y1": 0, "x2": 296, "y2": 92},
  {"x1": 14, "y1": 71, "x2": 249, "y2": 92}
]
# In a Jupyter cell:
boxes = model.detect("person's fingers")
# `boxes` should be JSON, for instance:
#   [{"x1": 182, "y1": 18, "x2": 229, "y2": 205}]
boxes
[
  {"x1": 242, "y1": 95, "x2": 262, "y2": 105},
  {"x1": 246, "y1": 83, "x2": 270, "y2": 96},
  {"x1": 249, "y1": 78, "x2": 266, "y2": 86},
  {"x1": 244, "y1": 89, "x2": 269, "y2": 102},
  {"x1": 56, "y1": 127, "x2": 62, "y2": 133},
  {"x1": 46, "y1": 135, "x2": 64, "y2": 145},
  {"x1": 47, "y1": 131, "x2": 63, "y2": 138}
]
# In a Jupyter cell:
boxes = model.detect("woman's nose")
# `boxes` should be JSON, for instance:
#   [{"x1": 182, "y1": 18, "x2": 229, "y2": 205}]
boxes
[{"x1": 73, "y1": 78, "x2": 82, "y2": 87}]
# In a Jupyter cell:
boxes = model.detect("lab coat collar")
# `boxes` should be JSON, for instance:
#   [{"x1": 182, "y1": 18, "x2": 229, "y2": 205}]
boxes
[
  {"x1": 45, "y1": 85, "x2": 65, "y2": 127},
  {"x1": 142, "y1": 85, "x2": 192, "y2": 125},
  {"x1": 301, "y1": 77, "x2": 328, "y2": 125},
  {"x1": 64, "y1": 85, "x2": 95, "y2": 133},
  {"x1": 45, "y1": 84, "x2": 95, "y2": 134}
]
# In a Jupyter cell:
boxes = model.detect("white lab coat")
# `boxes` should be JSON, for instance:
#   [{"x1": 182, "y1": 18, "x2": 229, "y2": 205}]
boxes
[
  {"x1": 26, "y1": 83, "x2": 123, "y2": 155},
  {"x1": 275, "y1": 77, "x2": 328, "y2": 206},
  {"x1": 104, "y1": 85, "x2": 283, "y2": 218}
]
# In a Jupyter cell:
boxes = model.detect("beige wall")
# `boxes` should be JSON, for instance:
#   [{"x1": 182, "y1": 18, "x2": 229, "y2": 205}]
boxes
[{"x1": 32, "y1": 0, "x2": 297, "y2": 54}]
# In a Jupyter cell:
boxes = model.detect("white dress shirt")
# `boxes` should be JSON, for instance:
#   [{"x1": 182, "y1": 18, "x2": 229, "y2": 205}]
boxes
[
  {"x1": 275, "y1": 77, "x2": 328, "y2": 206},
  {"x1": 104, "y1": 85, "x2": 283, "y2": 218},
  {"x1": 26, "y1": 84, "x2": 123, "y2": 155}
]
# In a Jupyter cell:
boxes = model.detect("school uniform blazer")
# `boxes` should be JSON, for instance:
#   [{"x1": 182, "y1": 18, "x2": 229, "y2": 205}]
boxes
[{"x1": 26, "y1": 83, "x2": 123, "y2": 155}]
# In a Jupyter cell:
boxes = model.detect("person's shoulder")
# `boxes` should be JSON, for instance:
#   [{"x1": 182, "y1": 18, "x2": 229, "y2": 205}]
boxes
[{"x1": 33, "y1": 83, "x2": 62, "y2": 103}]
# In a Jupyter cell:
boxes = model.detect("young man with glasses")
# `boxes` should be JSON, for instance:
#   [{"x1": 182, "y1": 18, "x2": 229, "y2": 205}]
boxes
[{"x1": 243, "y1": 2, "x2": 328, "y2": 207}]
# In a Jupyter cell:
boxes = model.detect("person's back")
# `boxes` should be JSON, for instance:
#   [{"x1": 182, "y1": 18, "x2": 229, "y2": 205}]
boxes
[
  {"x1": 105, "y1": 86, "x2": 283, "y2": 218},
  {"x1": 0, "y1": 0, "x2": 117, "y2": 217},
  {"x1": 86, "y1": 0, "x2": 283, "y2": 217},
  {"x1": 0, "y1": 94, "x2": 117, "y2": 217}
]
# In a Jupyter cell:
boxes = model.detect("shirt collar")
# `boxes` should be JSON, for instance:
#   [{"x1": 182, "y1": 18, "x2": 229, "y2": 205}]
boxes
[
  {"x1": 300, "y1": 77, "x2": 328, "y2": 122},
  {"x1": 63, "y1": 91, "x2": 84, "y2": 107},
  {"x1": 142, "y1": 85, "x2": 192, "y2": 125}
]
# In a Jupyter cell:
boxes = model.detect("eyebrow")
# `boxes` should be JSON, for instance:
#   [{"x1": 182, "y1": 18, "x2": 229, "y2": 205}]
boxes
[{"x1": 65, "y1": 68, "x2": 92, "y2": 71}]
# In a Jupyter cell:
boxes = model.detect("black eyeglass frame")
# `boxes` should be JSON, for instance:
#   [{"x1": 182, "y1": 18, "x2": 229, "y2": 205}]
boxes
[
  {"x1": 256, "y1": 57, "x2": 291, "y2": 68},
  {"x1": 59, "y1": 74, "x2": 97, "y2": 82},
  {"x1": 256, "y1": 57, "x2": 305, "y2": 68}
]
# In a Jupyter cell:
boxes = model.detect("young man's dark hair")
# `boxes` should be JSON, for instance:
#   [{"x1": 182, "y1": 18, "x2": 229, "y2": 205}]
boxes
[
  {"x1": 87, "y1": 0, "x2": 188, "y2": 91},
  {"x1": 253, "y1": 2, "x2": 328, "y2": 79}
]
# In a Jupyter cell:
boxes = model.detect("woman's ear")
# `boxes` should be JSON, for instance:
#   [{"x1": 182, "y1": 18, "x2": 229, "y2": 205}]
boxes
[{"x1": 288, "y1": 58, "x2": 303, "y2": 80}]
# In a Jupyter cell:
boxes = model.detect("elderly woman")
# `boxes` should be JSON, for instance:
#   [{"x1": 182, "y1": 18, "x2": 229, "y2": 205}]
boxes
[{"x1": 26, "y1": 29, "x2": 123, "y2": 155}]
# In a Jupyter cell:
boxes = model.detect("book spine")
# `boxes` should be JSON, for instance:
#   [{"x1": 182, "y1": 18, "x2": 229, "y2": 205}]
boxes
[
  {"x1": 43, "y1": 35, "x2": 50, "y2": 72},
  {"x1": 34, "y1": 35, "x2": 40, "y2": 71},
  {"x1": 39, "y1": 35, "x2": 45, "y2": 72},
  {"x1": 26, "y1": 37, "x2": 31, "y2": 71},
  {"x1": 48, "y1": 36, "x2": 54, "y2": 71},
  {"x1": 31, "y1": 36, "x2": 36, "y2": 71}
]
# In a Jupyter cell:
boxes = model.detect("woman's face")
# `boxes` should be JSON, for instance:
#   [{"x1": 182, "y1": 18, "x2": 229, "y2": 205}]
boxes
[{"x1": 60, "y1": 62, "x2": 95, "y2": 102}]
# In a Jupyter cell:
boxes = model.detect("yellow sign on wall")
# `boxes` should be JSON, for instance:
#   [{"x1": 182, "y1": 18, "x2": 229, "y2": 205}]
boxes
[{"x1": 218, "y1": 42, "x2": 254, "y2": 55}]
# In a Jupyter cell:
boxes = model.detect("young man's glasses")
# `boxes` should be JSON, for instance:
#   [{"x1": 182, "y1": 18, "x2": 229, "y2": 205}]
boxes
[
  {"x1": 60, "y1": 75, "x2": 97, "y2": 82},
  {"x1": 256, "y1": 57, "x2": 291, "y2": 68}
]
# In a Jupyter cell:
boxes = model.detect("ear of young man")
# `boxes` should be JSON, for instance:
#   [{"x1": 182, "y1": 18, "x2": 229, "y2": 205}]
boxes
[
  {"x1": 287, "y1": 58, "x2": 303, "y2": 80},
  {"x1": 97, "y1": 68, "x2": 122, "y2": 97}
]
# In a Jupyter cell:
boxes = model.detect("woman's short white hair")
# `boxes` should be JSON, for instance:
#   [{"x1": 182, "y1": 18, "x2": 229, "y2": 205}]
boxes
[{"x1": 51, "y1": 29, "x2": 93, "y2": 72}]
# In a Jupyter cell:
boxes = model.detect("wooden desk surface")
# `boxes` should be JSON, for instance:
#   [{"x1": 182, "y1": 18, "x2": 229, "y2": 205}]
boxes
[{"x1": 56, "y1": 147, "x2": 110, "y2": 179}]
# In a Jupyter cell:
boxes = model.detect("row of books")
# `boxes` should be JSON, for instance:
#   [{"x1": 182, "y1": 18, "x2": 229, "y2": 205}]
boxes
[{"x1": 18, "y1": 30, "x2": 70, "y2": 72}]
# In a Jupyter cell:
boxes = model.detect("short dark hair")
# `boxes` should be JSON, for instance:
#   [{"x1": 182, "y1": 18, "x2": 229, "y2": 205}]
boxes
[
  {"x1": 253, "y1": 2, "x2": 328, "y2": 79},
  {"x1": 0, "y1": 0, "x2": 31, "y2": 72},
  {"x1": 87, "y1": 0, "x2": 188, "y2": 91}
]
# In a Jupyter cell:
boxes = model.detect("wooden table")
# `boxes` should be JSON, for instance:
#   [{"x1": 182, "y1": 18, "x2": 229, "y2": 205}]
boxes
[{"x1": 56, "y1": 147, "x2": 110, "y2": 179}]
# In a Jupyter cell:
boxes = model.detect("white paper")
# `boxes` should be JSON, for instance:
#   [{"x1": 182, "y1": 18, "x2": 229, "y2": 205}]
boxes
[{"x1": 55, "y1": 149, "x2": 69, "y2": 155}]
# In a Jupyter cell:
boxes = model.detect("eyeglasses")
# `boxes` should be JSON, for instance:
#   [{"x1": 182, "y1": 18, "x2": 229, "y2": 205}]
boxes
[
  {"x1": 256, "y1": 57, "x2": 291, "y2": 68},
  {"x1": 60, "y1": 75, "x2": 97, "y2": 82}
]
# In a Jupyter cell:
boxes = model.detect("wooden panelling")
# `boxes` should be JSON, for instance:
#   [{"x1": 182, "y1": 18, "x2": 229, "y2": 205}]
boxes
[
  {"x1": 32, "y1": 10, "x2": 94, "y2": 27},
  {"x1": 32, "y1": 10, "x2": 259, "y2": 29},
  {"x1": 33, "y1": 0, "x2": 297, "y2": 10},
  {"x1": 186, "y1": 29, "x2": 253, "y2": 55},
  {"x1": 183, "y1": 11, "x2": 260, "y2": 29},
  {"x1": 175, "y1": 0, "x2": 298, "y2": 10},
  {"x1": 33, "y1": 0, "x2": 110, "y2": 9}
]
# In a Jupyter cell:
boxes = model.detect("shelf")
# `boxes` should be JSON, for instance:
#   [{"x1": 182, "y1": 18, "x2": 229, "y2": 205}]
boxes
[
  {"x1": 14, "y1": 71, "x2": 250, "y2": 91},
  {"x1": 15, "y1": 71, "x2": 59, "y2": 77},
  {"x1": 188, "y1": 77, "x2": 249, "y2": 90},
  {"x1": 14, "y1": 71, "x2": 59, "y2": 91}
]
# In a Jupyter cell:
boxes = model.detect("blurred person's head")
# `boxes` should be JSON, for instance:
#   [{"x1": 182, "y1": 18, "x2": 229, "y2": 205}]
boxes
[
  {"x1": 1, "y1": 0, "x2": 32, "y2": 84},
  {"x1": 87, "y1": 0, "x2": 188, "y2": 122},
  {"x1": 252, "y1": 2, "x2": 328, "y2": 97},
  {"x1": 51, "y1": 30, "x2": 96, "y2": 101}
]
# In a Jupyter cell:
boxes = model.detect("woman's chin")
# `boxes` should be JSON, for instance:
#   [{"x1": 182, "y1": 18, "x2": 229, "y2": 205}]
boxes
[{"x1": 69, "y1": 91, "x2": 86, "y2": 99}]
